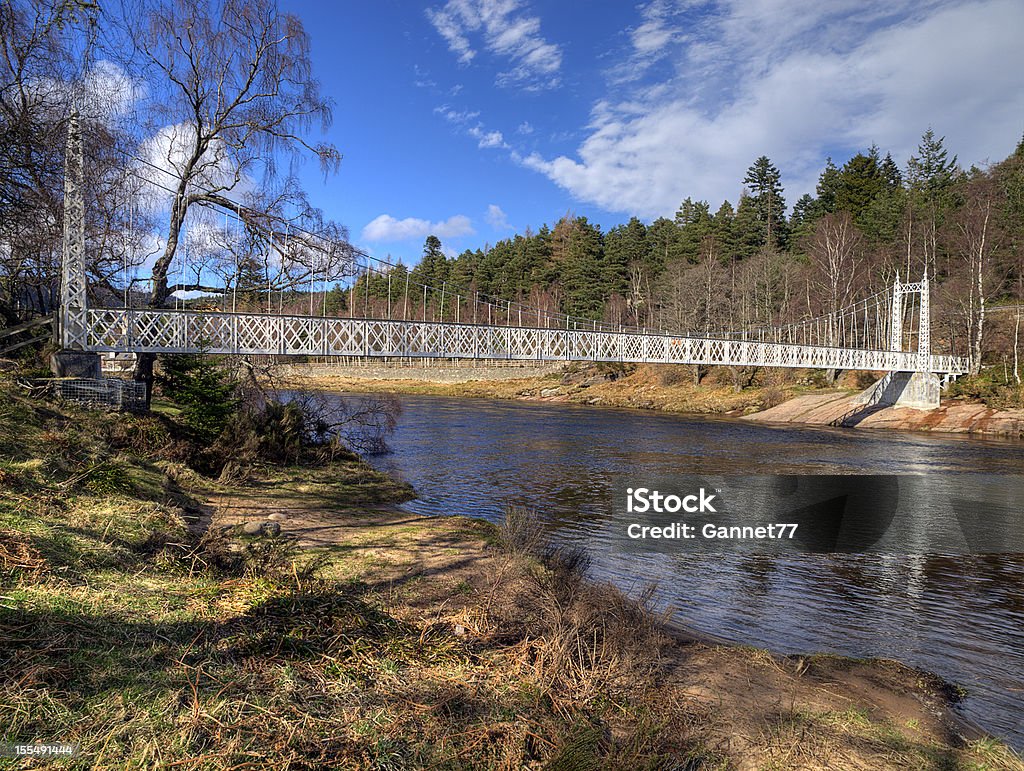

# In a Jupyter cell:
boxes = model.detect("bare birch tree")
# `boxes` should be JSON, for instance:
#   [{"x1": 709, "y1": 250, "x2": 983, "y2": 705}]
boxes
[
  {"x1": 121, "y1": 0, "x2": 343, "y2": 389},
  {"x1": 805, "y1": 212, "x2": 861, "y2": 346},
  {"x1": 953, "y1": 176, "x2": 1004, "y2": 375}
]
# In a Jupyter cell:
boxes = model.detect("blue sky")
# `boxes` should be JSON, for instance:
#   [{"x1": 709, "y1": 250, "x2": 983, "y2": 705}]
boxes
[{"x1": 285, "y1": 0, "x2": 1024, "y2": 264}]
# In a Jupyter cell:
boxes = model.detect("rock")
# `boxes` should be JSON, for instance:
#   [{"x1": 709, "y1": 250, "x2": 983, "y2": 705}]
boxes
[
  {"x1": 240, "y1": 520, "x2": 281, "y2": 537},
  {"x1": 454, "y1": 624, "x2": 466, "y2": 636},
  {"x1": 540, "y1": 387, "x2": 560, "y2": 397},
  {"x1": 267, "y1": 512, "x2": 288, "y2": 522}
]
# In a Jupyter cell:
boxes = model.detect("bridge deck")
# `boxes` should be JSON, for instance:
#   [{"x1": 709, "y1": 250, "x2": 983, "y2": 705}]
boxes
[{"x1": 80, "y1": 308, "x2": 968, "y2": 374}]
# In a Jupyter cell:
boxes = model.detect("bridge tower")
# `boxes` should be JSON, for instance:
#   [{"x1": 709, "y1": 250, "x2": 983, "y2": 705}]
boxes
[
  {"x1": 52, "y1": 111, "x2": 99, "y2": 377},
  {"x1": 857, "y1": 272, "x2": 940, "y2": 409},
  {"x1": 59, "y1": 111, "x2": 88, "y2": 349},
  {"x1": 888, "y1": 272, "x2": 931, "y2": 370}
]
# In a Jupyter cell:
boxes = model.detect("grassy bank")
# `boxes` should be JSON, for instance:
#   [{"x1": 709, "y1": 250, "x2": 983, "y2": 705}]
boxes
[
  {"x1": 284, "y1": 362, "x2": 857, "y2": 417},
  {"x1": 1, "y1": 374, "x2": 1021, "y2": 768},
  {"x1": 285, "y1": 363, "x2": 1024, "y2": 438}
]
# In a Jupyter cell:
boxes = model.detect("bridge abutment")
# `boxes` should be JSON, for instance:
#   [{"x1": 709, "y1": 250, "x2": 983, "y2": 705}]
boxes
[
  {"x1": 855, "y1": 371, "x2": 941, "y2": 411},
  {"x1": 50, "y1": 350, "x2": 101, "y2": 379}
]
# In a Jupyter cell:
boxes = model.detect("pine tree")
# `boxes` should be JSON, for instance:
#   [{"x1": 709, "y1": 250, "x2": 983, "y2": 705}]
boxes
[
  {"x1": 646, "y1": 217, "x2": 683, "y2": 271},
  {"x1": 733, "y1": 194, "x2": 764, "y2": 259},
  {"x1": 159, "y1": 354, "x2": 238, "y2": 442},
  {"x1": 555, "y1": 216, "x2": 605, "y2": 318},
  {"x1": 905, "y1": 129, "x2": 961, "y2": 277},
  {"x1": 676, "y1": 199, "x2": 712, "y2": 262},
  {"x1": 411, "y1": 235, "x2": 449, "y2": 297},
  {"x1": 711, "y1": 200, "x2": 736, "y2": 258},
  {"x1": 815, "y1": 157, "x2": 841, "y2": 217},
  {"x1": 907, "y1": 128, "x2": 958, "y2": 200},
  {"x1": 881, "y1": 152, "x2": 903, "y2": 188},
  {"x1": 789, "y1": 193, "x2": 817, "y2": 248},
  {"x1": 387, "y1": 263, "x2": 409, "y2": 308},
  {"x1": 743, "y1": 156, "x2": 787, "y2": 249},
  {"x1": 604, "y1": 216, "x2": 649, "y2": 295},
  {"x1": 481, "y1": 239, "x2": 516, "y2": 298},
  {"x1": 448, "y1": 250, "x2": 479, "y2": 294},
  {"x1": 836, "y1": 148, "x2": 885, "y2": 223},
  {"x1": 323, "y1": 284, "x2": 347, "y2": 316}
]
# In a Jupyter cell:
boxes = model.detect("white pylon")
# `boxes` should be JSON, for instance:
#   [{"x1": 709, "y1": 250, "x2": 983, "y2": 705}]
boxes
[
  {"x1": 889, "y1": 272, "x2": 904, "y2": 352},
  {"x1": 60, "y1": 110, "x2": 89, "y2": 349}
]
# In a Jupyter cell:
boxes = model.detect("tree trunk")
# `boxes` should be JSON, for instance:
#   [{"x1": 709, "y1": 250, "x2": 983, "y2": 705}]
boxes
[
  {"x1": 132, "y1": 166, "x2": 200, "y2": 403},
  {"x1": 1014, "y1": 307, "x2": 1021, "y2": 385},
  {"x1": 728, "y1": 365, "x2": 741, "y2": 393},
  {"x1": 969, "y1": 205, "x2": 989, "y2": 377}
]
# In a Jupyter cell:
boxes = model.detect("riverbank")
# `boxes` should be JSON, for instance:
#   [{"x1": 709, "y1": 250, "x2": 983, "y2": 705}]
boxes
[
  {"x1": 1, "y1": 377, "x2": 1020, "y2": 768},
  {"x1": 746, "y1": 390, "x2": 1024, "y2": 437},
  {"x1": 280, "y1": 361, "x2": 803, "y2": 414},
  {"x1": 282, "y1": 362, "x2": 1024, "y2": 439},
  {"x1": 215, "y1": 473, "x2": 1020, "y2": 769}
]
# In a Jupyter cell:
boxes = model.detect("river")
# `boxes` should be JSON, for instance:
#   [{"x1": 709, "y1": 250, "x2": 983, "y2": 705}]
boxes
[{"x1": 350, "y1": 393, "x2": 1024, "y2": 750}]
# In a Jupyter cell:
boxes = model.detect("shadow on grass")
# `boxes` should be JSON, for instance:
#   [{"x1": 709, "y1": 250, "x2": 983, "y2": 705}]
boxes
[{"x1": 0, "y1": 579, "x2": 473, "y2": 763}]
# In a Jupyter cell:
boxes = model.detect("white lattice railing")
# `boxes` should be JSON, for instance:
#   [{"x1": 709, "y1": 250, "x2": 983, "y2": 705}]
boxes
[{"x1": 79, "y1": 308, "x2": 969, "y2": 374}]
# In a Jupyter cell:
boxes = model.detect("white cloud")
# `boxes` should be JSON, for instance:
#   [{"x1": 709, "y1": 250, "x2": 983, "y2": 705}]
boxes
[
  {"x1": 413, "y1": 64, "x2": 436, "y2": 89},
  {"x1": 434, "y1": 105, "x2": 480, "y2": 124},
  {"x1": 486, "y1": 204, "x2": 511, "y2": 229},
  {"x1": 607, "y1": 0, "x2": 681, "y2": 84},
  {"x1": 435, "y1": 105, "x2": 509, "y2": 149},
  {"x1": 136, "y1": 122, "x2": 243, "y2": 213},
  {"x1": 81, "y1": 60, "x2": 145, "y2": 121},
  {"x1": 27, "y1": 60, "x2": 143, "y2": 124},
  {"x1": 522, "y1": 0, "x2": 1024, "y2": 218},
  {"x1": 470, "y1": 125, "x2": 508, "y2": 149},
  {"x1": 426, "y1": 0, "x2": 562, "y2": 89},
  {"x1": 362, "y1": 214, "x2": 475, "y2": 242},
  {"x1": 426, "y1": 6, "x2": 476, "y2": 64},
  {"x1": 517, "y1": 121, "x2": 534, "y2": 134}
]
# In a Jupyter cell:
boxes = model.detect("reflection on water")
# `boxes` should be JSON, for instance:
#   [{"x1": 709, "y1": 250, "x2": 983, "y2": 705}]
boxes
[{"x1": 350, "y1": 394, "x2": 1024, "y2": 750}]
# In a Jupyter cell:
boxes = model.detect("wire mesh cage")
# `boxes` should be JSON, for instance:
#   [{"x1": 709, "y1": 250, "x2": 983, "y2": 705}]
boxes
[{"x1": 48, "y1": 378, "x2": 147, "y2": 412}]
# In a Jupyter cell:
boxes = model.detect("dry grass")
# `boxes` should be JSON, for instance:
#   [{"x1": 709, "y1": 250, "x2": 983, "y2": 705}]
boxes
[
  {"x1": 288, "y1": 362, "x2": 844, "y2": 418},
  {"x1": 1, "y1": 371, "x2": 1021, "y2": 769}
]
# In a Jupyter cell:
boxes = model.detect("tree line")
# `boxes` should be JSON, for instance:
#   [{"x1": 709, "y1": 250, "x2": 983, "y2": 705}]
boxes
[{"x1": 362, "y1": 134, "x2": 1023, "y2": 378}]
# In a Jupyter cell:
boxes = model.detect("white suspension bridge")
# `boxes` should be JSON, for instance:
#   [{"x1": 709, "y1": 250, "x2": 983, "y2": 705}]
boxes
[{"x1": 53, "y1": 114, "x2": 967, "y2": 405}]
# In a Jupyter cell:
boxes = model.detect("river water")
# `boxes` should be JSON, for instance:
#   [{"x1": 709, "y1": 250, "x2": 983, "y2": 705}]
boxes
[{"x1": 352, "y1": 394, "x2": 1024, "y2": 750}]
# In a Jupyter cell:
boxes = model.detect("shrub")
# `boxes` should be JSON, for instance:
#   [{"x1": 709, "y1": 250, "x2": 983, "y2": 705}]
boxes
[
  {"x1": 946, "y1": 372, "x2": 1024, "y2": 408},
  {"x1": 158, "y1": 353, "x2": 239, "y2": 442},
  {"x1": 760, "y1": 385, "x2": 788, "y2": 409},
  {"x1": 500, "y1": 505, "x2": 545, "y2": 555}
]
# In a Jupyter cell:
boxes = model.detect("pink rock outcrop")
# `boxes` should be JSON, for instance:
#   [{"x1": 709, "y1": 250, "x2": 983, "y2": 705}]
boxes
[{"x1": 745, "y1": 392, "x2": 1024, "y2": 438}]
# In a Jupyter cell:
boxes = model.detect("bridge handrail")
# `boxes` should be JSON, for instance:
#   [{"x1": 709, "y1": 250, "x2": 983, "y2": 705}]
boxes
[{"x1": 78, "y1": 306, "x2": 969, "y2": 375}]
